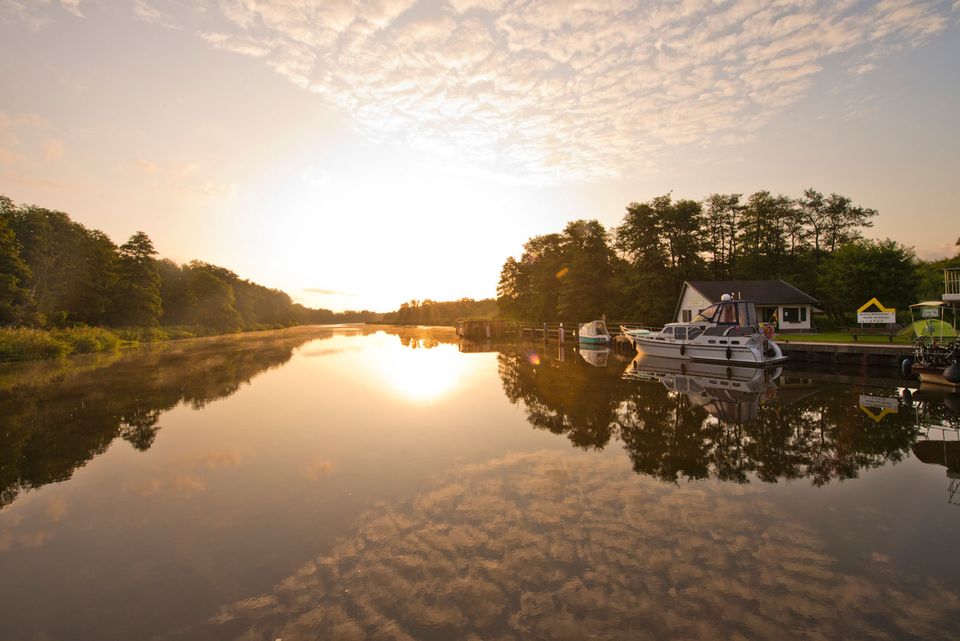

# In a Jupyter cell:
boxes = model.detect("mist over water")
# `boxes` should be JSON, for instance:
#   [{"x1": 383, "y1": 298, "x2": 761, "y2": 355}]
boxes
[{"x1": 1, "y1": 327, "x2": 958, "y2": 641}]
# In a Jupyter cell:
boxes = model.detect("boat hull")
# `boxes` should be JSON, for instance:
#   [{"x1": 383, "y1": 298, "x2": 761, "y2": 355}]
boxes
[
  {"x1": 628, "y1": 335, "x2": 786, "y2": 367},
  {"x1": 912, "y1": 364, "x2": 960, "y2": 390},
  {"x1": 578, "y1": 335, "x2": 610, "y2": 345}
]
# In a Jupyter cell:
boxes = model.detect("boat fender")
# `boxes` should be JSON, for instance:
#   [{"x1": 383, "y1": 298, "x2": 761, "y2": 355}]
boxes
[
  {"x1": 902, "y1": 388, "x2": 912, "y2": 407},
  {"x1": 680, "y1": 363, "x2": 686, "y2": 375},
  {"x1": 726, "y1": 366, "x2": 732, "y2": 379},
  {"x1": 945, "y1": 363, "x2": 960, "y2": 385},
  {"x1": 900, "y1": 357, "x2": 915, "y2": 379},
  {"x1": 725, "y1": 347, "x2": 732, "y2": 360},
  {"x1": 680, "y1": 344, "x2": 686, "y2": 356}
]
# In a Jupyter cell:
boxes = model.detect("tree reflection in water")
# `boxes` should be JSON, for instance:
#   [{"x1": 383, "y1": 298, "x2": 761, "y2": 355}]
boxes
[
  {"x1": 499, "y1": 346, "x2": 919, "y2": 486},
  {"x1": 0, "y1": 330, "x2": 331, "y2": 509}
]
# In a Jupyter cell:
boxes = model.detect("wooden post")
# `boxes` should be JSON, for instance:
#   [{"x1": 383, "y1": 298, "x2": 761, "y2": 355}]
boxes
[{"x1": 559, "y1": 323, "x2": 564, "y2": 344}]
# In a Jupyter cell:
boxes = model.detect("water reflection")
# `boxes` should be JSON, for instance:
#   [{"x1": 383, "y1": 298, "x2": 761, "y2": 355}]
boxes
[
  {"x1": 909, "y1": 388, "x2": 960, "y2": 506},
  {"x1": 0, "y1": 329, "x2": 333, "y2": 509},
  {"x1": 3, "y1": 330, "x2": 960, "y2": 641},
  {"x1": 499, "y1": 345, "x2": 918, "y2": 485},
  {"x1": 202, "y1": 451, "x2": 960, "y2": 641}
]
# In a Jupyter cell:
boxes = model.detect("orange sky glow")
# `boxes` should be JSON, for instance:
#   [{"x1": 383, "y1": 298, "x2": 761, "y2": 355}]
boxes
[{"x1": 1, "y1": 0, "x2": 958, "y2": 311}]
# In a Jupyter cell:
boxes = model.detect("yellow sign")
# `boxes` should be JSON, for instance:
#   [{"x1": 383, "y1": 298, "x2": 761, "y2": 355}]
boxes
[
  {"x1": 857, "y1": 298, "x2": 896, "y2": 324},
  {"x1": 857, "y1": 297, "x2": 895, "y2": 314},
  {"x1": 859, "y1": 395, "x2": 898, "y2": 423}
]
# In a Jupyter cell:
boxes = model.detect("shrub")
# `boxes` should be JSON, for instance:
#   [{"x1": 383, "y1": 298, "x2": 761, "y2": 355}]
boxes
[
  {"x1": 0, "y1": 328, "x2": 71, "y2": 362},
  {"x1": 52, "y1": 326, "x2": 122, "y2": 354}
]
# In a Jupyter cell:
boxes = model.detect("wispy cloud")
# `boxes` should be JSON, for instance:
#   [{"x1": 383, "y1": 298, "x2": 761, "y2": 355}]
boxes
[
  {"x1": 303, "y1": 287, "x2": 353, "y2": 296},
  {"x1": 59, "y1": 0, "x2": 83, "y2": 18},
  {"x1": 125, "y1": 158, "x2": 234, "y2": 197},
  {"x1": 133, "y1": 0, "x2": 181, "y2": 30},
  {"x1": 193, "y1": 0, "x2": 951, "y2": 182}
]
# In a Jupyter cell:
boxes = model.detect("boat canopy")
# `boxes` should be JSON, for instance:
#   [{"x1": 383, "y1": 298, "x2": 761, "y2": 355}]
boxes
[
  {"x1": 693, "y1": 300, "x2": 758, "y2": 327},
  {"x1": 579, "y1": 320, "x2": 609, "y2": 337}
]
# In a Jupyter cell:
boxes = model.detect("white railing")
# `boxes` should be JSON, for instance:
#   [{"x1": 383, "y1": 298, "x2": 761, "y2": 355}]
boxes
[{"x1": 945, "y1": 268, "x2": 960, "y2": 301}]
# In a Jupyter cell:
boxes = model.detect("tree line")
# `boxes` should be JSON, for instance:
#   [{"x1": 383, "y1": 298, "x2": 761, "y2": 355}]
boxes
[{"x1": 498, "y1": 189, "x2": 959, "y2": 325}]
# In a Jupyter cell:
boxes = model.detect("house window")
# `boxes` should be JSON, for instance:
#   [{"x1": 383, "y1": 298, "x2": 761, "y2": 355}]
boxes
[
  {"x1": 682, "y1": 309, "x2": 692, "y2": 322},
  {"x1": 783, "y1": 307, "x2": 803, "y2": 323}
]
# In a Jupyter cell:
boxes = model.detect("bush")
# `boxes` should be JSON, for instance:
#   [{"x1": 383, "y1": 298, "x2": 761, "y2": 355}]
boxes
[
  {"x1": 52, "y1": 326, "x2": 122, "y2": 353},
  {"x1": 0, "y1": 328, "x2": 71, "y2": 362}
]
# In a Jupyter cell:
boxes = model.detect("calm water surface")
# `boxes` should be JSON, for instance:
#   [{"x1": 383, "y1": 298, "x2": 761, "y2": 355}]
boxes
[{"x1": 2, "y1": 326, "x2": 959, "y2": 641}]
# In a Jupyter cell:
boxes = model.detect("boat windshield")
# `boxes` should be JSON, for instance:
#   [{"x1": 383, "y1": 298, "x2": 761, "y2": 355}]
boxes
[{"x1": 694, "y1": 304, "x2": 720, "y2": 322}]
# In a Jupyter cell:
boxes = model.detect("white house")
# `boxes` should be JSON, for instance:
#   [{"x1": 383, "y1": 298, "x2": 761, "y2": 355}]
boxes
[{"x1": 675, "y1": 280, "x2": 819, "y2": 332}]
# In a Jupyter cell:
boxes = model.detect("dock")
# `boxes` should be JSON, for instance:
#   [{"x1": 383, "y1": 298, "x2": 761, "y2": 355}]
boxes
[{"x1": 778, "y1": 341, "x2": 911, "y2": 367}]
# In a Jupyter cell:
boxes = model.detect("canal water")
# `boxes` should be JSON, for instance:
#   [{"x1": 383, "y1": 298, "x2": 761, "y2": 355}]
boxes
[{"x1": 1, "y1": 326, "x2": 959, "y2": 641}]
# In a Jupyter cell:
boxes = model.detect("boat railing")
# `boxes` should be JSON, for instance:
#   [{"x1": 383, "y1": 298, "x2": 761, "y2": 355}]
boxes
[
  {"x1": 616, "y1": 322, "x2": 662, "y2": 334},
  {"x1": 945, "y1": 268, "x2": 960, "y2": 303}
]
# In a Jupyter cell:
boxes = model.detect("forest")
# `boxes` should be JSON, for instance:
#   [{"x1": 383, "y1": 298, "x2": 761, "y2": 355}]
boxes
[
  {"x1": 497, "y1": 189, "x2": 960, "y2": 326},
  {"x1": 0, "y1": 195, "x2": 498, "y2": 359}
]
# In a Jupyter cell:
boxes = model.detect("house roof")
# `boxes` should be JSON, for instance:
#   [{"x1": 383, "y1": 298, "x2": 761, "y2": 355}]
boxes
[{"x1": 685, "y1": 280, "x2": 819, "y2": 306}]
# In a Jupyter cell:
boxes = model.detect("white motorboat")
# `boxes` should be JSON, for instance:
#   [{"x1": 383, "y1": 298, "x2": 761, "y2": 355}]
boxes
[
  {"x1": 622, "y1": 354, "x2": 783, "y2": 424},
  {"x1": 578, "y1": 320, "x2": 611, "y2": 345},
  {"x1": 620, "y1": 295, "x2": 786, "y2": 367}
]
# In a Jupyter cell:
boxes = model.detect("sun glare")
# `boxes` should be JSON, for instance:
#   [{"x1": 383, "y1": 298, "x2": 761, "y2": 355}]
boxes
[{"x1": 373, "y1": 337, "x2": 467, "y2": 404}]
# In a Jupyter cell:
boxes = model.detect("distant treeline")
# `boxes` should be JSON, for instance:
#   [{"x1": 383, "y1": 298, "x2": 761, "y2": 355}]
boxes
[
  {"x1": 381, "y1": 298, "x2": 499, "y2": 325},
  {"x1": 0, "y1": 195, "x2": 497, "y2": 337},
  {"x1": 498, "y1": 189, "x2": 960, "y2": 325}
]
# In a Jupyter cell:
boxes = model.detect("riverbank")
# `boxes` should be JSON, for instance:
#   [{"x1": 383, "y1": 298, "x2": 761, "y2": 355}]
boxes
[{"x1": 0, "y1": 324, "x2": 297, "y2": 363}]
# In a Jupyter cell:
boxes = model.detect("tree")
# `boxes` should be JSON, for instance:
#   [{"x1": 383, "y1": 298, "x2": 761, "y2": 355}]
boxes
[
  {"x1": 0, "y1": 196, "x2": 32, "y2": 324},
  {"x1": 186, "y1": 262, "x2": 242, "y2": 331},
  {"x1": 557, "y1": 220, "x2": 614, "y2": 320},
  {"x1": 111, "y1": 232, "x2": 162, "y2": 326},
  {"x1": 817, "y1": 239, "x2": 919, "y2": 322},
  {"x1": 703, "y1": 193, "x2": 741, "y2": 279}
]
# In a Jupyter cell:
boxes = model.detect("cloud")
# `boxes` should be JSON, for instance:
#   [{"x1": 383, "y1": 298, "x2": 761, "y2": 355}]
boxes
[
  {"x1": 133, "y1": 0, "x2": 181, "y2": 29},
  {"x1": 42, "y1": 138, "x2": 65, "y2": 160},
  {"x1": 193, "y1": 0, "x2": 950, "y2": 182},
  {"x1": 303, "y1": 287, "x2": 353, "y2": 296},
  {"x1": 125, "y1": 158, "x2": 234, "y2": 197},
  {"x1": 59, "y1": 0, "x2": 82, "y2": 18}
]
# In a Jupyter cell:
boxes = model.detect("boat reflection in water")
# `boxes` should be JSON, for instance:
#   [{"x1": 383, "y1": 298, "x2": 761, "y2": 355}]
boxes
[
  {"x1": 908, "y1": 387, "x2": 960, "y2": 505},
  {"x1": 623, "y1": 353, "x2": 795, "y2": 425},
  {"x1": 578, "y1": 344, "x2": 611, "y2": 368}
]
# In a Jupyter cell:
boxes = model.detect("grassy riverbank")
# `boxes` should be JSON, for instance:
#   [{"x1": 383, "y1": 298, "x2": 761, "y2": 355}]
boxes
[
  {"x1": 0, "y1": 324, "x2": 302, "y2": 363},
  {"x1": 775, "y1": 331, "x2": 913, "y2": 344}
]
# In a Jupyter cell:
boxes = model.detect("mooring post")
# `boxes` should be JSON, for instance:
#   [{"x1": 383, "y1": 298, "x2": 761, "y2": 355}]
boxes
[{"x1": 559, "y1": 323, "x2": 564, "y2": 344}]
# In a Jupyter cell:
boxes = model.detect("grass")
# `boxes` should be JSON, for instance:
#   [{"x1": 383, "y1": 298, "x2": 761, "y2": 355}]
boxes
[
  {"x1": 0, "y1": 322, "x2": 307, "y2": 363},
  {"x1": 775, "y1": 331, "x2": 913, "y2": 344},
  {"x1": 0, "y1": 326, "x2": 124, "y2": 362}
]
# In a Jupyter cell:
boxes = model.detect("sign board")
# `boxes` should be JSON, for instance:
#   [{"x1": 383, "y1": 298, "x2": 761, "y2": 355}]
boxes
[
  {"x1": 921, "y1": 307, "x2": 939, "y2": 318},
  {"x1": 859, "y1": 395, "x2": 898, "y2": 422},
  {"x1": 857, "y1": 297, "x2": 896, "y2": 324}
]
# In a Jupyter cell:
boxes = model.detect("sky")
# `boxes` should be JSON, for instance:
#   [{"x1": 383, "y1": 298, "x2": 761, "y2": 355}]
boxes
[{"x1": 1, "y1": 0, "x2": 958, "y2": 312}]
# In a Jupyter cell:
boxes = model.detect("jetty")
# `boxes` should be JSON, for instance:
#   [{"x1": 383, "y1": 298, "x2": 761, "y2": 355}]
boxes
[{"x1": 456, "y1": 319, "x2": 912, "y2": 368}]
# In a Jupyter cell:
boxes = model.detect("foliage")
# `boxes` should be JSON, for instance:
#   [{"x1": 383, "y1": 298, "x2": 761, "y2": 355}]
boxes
[
  {"x1": 817, "y1": 239, "x2": 919, "y2": 321},
  {"x1": 0, "y1": 196, "x2": 32, "y2": 324},
  {"x1": 498, "y1": 187, "x2": 936, "y2": 327},
  {"x1": 111, "y1": 231, "x2": 162, "y2": 326},
  {"x1": 0, "y1": 326, "x2": 121, "y2": 362},
  {"x1": 382, "y1": 298, "x2": 498, "y2": 325}
]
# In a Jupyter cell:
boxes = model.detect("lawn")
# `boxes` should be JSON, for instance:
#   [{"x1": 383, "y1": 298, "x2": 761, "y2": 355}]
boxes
[{"x1": 774, "y1": 331, "x2": 914, "y2": 345}]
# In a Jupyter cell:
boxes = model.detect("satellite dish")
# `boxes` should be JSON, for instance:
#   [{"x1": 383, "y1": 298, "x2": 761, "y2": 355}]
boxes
[{"x1": 721, "y1": 294, "x2": 733, "y2": 301}]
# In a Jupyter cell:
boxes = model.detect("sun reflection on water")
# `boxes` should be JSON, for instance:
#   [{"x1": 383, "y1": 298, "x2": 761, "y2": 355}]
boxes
[{"x1": 373, "y1": 338, "x2": 466, "y2": 404}]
